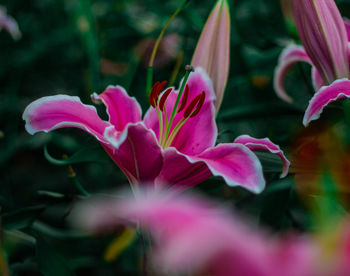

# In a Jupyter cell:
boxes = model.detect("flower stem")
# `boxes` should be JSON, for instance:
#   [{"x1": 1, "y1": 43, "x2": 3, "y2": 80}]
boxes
[
  {"x1": 169, "y1": 50, "x2": 184, "y2": 86},
  {"x1": 63, "y1": 154, "x2": 90, "y2": 197},
  {"x1": 146, "y1": 0, "x2": 191, "y2": 95}
]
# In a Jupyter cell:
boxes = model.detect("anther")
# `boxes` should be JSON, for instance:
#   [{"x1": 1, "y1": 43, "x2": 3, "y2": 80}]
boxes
[
  {"x1": 184, "y1": 92, "x2": 205, "y2": 118},
  {"x1": 154, "y1": 81, "x2": 168, "y2": 104},
  {"x1": 189, "y1": 92, "x2": 205, "y2": 117},
  {"x1": 159, "y1": 88, "x2": 172, "y2": 111},
  {"x1": 149, "y1": 81, "x2": 160, "y2": 107},
  {"x1": 177, "y1": 84, "x2": 189, "y2": 113}
]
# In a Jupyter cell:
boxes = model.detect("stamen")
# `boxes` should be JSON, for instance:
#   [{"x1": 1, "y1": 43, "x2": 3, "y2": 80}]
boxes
[
  {"x1": 177, "y1": 84, "x2": 189, "y2": 113},
  {"x1": 154, "y1": 81, "x2": 168, "y2": 101},
  {"x1": 149, "y1": 81, "x2": 160, "y2": 107},
  {"x1": 159, "y1": 88, "x2": 172, "y2": 111},
  {"x1": 183, "y1": 92, "x2": 205, "y2": 118},
  {"x1": 189, "y1": 91, "x2": 205, "y2": 117}
]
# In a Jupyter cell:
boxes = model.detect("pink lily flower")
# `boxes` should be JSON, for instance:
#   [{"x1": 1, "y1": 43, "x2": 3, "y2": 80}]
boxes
[
  {"x1": 0, "y1": 6, "x2": 21, "y2": 40},
  {"x1": 191, "y1": 0, "x2": 230, "y2": 112},
  {"x1": 274, "y1": 0, "x2": 350, "y2": 126},
  {"x1": 72, "y1": 189, "x2": 316, "y2": 276},
  {"x1": 23, "y1": 68, "x2": 289, "y2": 193}
]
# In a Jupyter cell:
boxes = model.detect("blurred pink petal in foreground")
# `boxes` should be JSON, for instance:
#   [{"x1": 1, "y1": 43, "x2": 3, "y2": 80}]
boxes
[
  {"x1": 23, "y1": 68, "x2": 289, "y2": 194},
  {"x1": 191, "y1": 0, "x2": 230, "y2": 112},
  {"x1": 274, "y1": 0, "x2": 350, "y2": 126},
  {"x1": 72, "y1": 190, "x2": 320, "y2": 276},
  {"x1": 0, "y1": 6, "x2": 21, "y2": 40}
]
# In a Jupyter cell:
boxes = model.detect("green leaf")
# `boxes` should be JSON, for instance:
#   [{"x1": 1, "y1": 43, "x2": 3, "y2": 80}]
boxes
[
  {"x1": 35, "y1": 234, "x2": 75, "y2": 276},
  {"x1": 218, "y1": 102, "x2": 303, "y2": 121},
  {"x1": 255, "y1": 152, "x2": 285, "y2": 174},
  {"x1": 2, "y1": 205, "x2": 47, "y2": 230},
  {"x1": 44, "y1": 144, "x2": 109, "y2": 166},
  {"x1": 259, "y1": 178, "x2": 293, "y2": 229}
]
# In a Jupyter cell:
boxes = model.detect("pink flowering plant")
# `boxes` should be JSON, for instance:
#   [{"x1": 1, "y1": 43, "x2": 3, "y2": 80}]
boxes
[
  {"x1": 4, "y1": 0, "x2": 350, "y2": 275},
  {"x1": 23, "y1": 65, "x2": 289, "y2": 194},
  {"x1": 23, "y1": 0, "x2": 289, "y2": 194}
]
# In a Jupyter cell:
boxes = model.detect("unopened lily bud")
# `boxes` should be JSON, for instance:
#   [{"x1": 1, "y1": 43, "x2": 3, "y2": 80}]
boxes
[
  {"x1": 191, "y1": 0, "x2": 230, "y2": 112},
  {"x1": 293, "y1": 0, "x2": 349, "y2": 84}
]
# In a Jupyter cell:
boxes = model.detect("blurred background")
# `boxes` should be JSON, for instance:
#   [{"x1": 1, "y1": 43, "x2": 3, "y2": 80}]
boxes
[{"x1": 1, "y1": 0, "x2": 350, "y2": 275}]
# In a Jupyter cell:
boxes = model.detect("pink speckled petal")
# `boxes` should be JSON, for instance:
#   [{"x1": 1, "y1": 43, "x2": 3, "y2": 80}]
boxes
[
  {"x1": 303, "y1": 78, "x2": 350, "y2": 126},
  {"x1": 274, "y1": 45, "x2": 312, "y2": 103},
  {"x1": 23, "y1": 95, "x2": 110, "y2": 143},
  {"x1": 91, "y1": 85, "x2": 142, "y2": 131},
  {"x1": 234, "y1": 135, "x2": 290, "y2": 178}
]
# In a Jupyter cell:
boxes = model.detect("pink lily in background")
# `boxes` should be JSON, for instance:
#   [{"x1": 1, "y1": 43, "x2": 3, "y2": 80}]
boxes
[
  {"x1": 274, "y1": 0, "x2": 350, "y2": 126},
  {"x1": 0, "y1": 6, "x2": 21, "y2": 40},
  {"x1": 72, "y1": 189, "x2": 317, "y2": 276},
  {"x1": 191, "y1": 0, "x2": 230, "y2": 112},
  {"x1": 23, "y1": 67, "x2": 289, "y2": 194}
]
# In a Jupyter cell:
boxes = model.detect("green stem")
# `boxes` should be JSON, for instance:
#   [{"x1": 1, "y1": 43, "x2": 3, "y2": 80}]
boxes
[
  {"x1": 146, "y1": 0, "x2": 190, "y2": 95},
  {"x1": 69, "y1": 175, "x2": 89, "y2": 197},
  {"x1": 169, "y1": 50, "x2": 184, "y2": 86},
  {"x1": 146, "y1": 66, "x2": 154, "y2": 95}
]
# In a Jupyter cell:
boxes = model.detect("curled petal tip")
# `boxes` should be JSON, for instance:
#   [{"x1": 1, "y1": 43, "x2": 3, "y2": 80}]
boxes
[
  {"x1": 22, "y1": 95, "x2": 110, "y2": 143},
  {"x1": 234, "y1": 135, "x2": 291, "y2": 178},
  {"x1": 303, "y1": 78, "x2": 350, "y2": 126},
  {"x1": 191, "y1": 0, "x2": 230, "y2": 112},
  {"x1": 274, "y1": 45, "x2": 312, "y2": 103}
]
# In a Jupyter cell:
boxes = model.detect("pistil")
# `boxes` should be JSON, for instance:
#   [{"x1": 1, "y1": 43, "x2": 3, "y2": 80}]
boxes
[{"x1": 165, "y1": 65, "x2": 194, "y2": 139}]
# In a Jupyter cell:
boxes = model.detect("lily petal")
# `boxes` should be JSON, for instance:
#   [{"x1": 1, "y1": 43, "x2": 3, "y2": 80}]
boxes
[
  {"x1": 293, "y1": 0, "x2": 349, "y2": 83},
  {"x1": 155, "y1": 147, "x2": 212, "y2": 193},
  {"x1": 344, "y1": 17, "x2": 350, "y2": 41},
  {"x1": 303, "y1": 78, "x2": 350, "y2": 126},
  {"x1": 234, "y1": 135, "x2": 290, "y2": 178},
  {"x1": 274, "y1": 45, "x2": 312, "y2": 103},
  {"x1": 23, "y1": 95, "x2": 110, "y2": 143},
  {"x1": 190, "y1": 143, "x2": 265, "y2": 193},
  {"x1": 72, "y1": 191, "x2": 316, "y2": 276},
  {"x1": 104, "y1": 123, "x2": 163, "y2": 184},
  {"x1": 191, "y1": 0, "x2": 230, "y2": 112},
  {"x1": 312, "y1": 67, "x2": 325, "y2": 91},
  {"x1": 91, "y1": 85, "x2": 142, "y2": 131}
]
